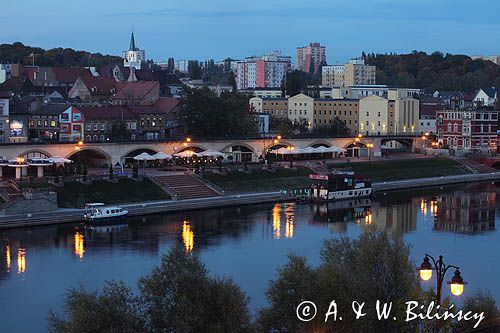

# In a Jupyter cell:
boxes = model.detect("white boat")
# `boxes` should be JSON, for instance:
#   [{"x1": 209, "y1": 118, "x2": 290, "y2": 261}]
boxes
[{"x1": 84, "y1": 203, "x2": 128, "y2": 221}]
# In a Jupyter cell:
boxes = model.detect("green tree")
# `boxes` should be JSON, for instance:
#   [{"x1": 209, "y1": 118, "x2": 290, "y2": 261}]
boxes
[
  {"x1": 315, "y1": 117, "x2": 351, "y2": 136},
  {"x1": 188, "y1": 60, "x2": 202, "y2": 79},
  {"x1": 48, "y1": 281, "x2": 145, "y2": 333},
  {"x1": 179, "y1": 87, "x2": 257, "y2": 138},
  {"x1": 110, "y1": 121, "x2": 129, "y2": 141},
  {"x1": 227, "y1": 70, "x2": 237, "y2": 92},
  {"x1": 258, "y1": 232, "x2": 421, "y2": 333},
  {"x1": 139, "y1": 245, "x2": 251, "y2": 333},
  {"x1": 48, "y1": 246, "x2": 252, "y2": 333},
  {"x1": 453, "y1": 291, "x2": 500, "y2": 332}
]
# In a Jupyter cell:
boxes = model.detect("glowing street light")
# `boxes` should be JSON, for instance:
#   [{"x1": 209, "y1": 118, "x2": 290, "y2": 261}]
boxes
[{"x1": 418, "y1": 254, "x2": 467, "y2": 304}]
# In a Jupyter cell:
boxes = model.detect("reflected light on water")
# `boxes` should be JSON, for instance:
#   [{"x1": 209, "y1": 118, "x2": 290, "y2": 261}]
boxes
[
  {"x1": 74, "y1": 232, "x2": 85, "y2": 260},
  {"x1": 430, "y1": 199, "x2": 438, "y2": 216},
  {"x1": 17, "y1": 248, "x2": 25, "y2": 274},
  {"x1": 285, "y1": 204, "x2": 295, "y2": 239},
  {"x1": 6, "y1": 244, "x2": 11, "y2": 272},
  {"x1": 182, "y1": 220, "x2": 194, "y2": 253},
  {"x1": 420, "y1": 199, "x2": 428, "y2": 215},
  {"x1": 365, "y1": 211, "x2": 373, "y2": 225},
  {"x1": 272, "y1": 204, "x2": 281, "y2": 239}
]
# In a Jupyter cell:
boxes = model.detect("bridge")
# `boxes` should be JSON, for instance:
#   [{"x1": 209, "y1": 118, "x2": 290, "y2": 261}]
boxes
[{"x1": 0, "y1": 135, "x2": 422, "y2": 178}]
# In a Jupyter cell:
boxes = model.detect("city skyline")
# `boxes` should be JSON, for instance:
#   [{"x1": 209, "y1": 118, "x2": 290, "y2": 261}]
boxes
[{"x1": 1, "y1": 0, "x2": 500, "y2": 63}]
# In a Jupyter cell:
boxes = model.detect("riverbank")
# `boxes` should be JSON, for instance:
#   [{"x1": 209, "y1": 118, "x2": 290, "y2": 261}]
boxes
[
  {"x1": 1, "y1": 172, "x2": 500, "y2": 229},
  {"x1": 204, "y1": 158, "x2": 470, "y2": 193}
]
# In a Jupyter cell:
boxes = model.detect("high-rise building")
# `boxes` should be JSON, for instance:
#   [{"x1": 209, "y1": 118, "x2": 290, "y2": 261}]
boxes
[
  {"x1": 236, "y1": 51, "x2": 290, "y2": 90},
  {"x1": 296, "y1": 43, "x2": 326, "y2": 73},
  {"x1": 322, "y1": 59, "x2": 376, "y2": 87},
  {"x1": 123, "y1": 31, "x2": 145, "y2": 70}
]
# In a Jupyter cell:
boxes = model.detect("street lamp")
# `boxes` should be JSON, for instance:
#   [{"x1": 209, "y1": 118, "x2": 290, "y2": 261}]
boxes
[
  {"x1": 263, "y1": 134, "x2": 281, "y2": 165},
  {"x1": 418, "y1": 254, "x2": 467, "y2": 304},
  {"x1": 366, "y1": 143, "x2": 374, "y2": 161}
]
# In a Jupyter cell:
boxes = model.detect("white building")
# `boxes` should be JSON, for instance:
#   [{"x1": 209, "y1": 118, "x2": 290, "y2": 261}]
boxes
[
  {"x1": 123, "y1": 31, "x2": 145, "y2": 70},
  {"x1": 473, "y1": 87, "x2": 498, "y2": 107},
  {"x1": 322, "y1": 59, "x2": 375, "y2": 87},
  {"x1": 288, "y1": 93, "x2": 314, "y2": 130},
  {"x1": 0, "y1": 63, "x2": 12, "y2": 84}
]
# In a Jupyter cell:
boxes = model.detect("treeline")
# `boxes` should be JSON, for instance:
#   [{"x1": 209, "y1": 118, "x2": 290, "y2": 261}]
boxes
[
  {"x1": 0, "y1": 42, "x2": 123, "y2": 67},
  {"x1": 364, "y1": 51, "x2": 500, "y2": 92}
]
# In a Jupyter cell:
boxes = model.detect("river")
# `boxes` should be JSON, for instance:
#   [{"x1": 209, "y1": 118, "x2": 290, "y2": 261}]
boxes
[{"x1": 0, "y1": 183, "x2": 499, "y2": 332}]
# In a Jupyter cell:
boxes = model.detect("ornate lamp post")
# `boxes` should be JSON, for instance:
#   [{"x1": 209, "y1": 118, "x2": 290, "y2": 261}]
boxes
[{"x1": 418, "y1": 254, "x2": 467, "y2": 305}]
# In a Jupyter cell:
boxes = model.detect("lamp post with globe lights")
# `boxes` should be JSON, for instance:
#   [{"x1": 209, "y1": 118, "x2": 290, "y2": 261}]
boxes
[{"x1": 418, "y1": 254, "x2": 467, "y2": 305}]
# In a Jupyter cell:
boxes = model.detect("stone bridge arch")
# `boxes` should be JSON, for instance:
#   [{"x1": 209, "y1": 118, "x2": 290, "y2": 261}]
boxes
[
  {"x1": 19, "y1": 149, "x2": 53, "y2": 159},
  {"x1": 66, "y1": 147, "x2": 112, "y2": 167}
]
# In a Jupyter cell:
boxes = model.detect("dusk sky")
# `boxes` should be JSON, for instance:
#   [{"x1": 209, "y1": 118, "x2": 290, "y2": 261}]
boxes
[{"x1": 2, "y1": 0, "x2": 499, "y2": 63}]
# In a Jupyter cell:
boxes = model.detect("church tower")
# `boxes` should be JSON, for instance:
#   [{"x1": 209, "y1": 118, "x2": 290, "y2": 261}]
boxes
[{"x1": 123, "y1": 31, "x2": 145, "y2": 69}]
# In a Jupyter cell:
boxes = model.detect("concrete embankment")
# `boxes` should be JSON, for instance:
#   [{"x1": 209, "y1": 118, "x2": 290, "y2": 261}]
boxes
[
  {"x1": 371, "y1": 172, "x2": 500, "y2": 192},
  {"x1": 0, "y1": 192, "x2": 284, "y2": 229},
  {"x1": 1, "y1": 172, "x2": 500, "y2": 229}
]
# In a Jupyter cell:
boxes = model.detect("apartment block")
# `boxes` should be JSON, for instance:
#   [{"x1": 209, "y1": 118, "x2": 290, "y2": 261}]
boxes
[
  {"x1": 322, "y1": 59, "x2": 375, "y2": 87},
  {"x1": 236, "y1": 51, "x2": 291, "y2": 90},
  {"x1": 296, "y1": 42, "x2": 326, "y2": 73}
]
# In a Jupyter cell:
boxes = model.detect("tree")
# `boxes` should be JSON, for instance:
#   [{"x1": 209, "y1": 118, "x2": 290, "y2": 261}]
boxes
[
  {"x1": 48, "y1": 281, "x2": 145, "y2": 333},
  {"x1": 139, "y1": 245, "x2": 251, "y2": 333},
  {"x1": 110, "y1": 121, "x2": 129, "y2": 141},
  {"x1": 167, "y1": 57, "x2": 175, "y2": 73},
  {"x1": 258, "y1": 232, "x2": 421, "y2": 332},
  {"x1": 48, "y1": 246, "x2": 252, "y2": 333},
  {"x1": 315, "y1": 117, "x2": 351, "y2": 136},
  {"x1": 188, "y1": 60, "x2": 202, "y2": 79},
  {"x1": 179, "y1": 87, "x2": 257, "y2": 138},
  {"x1": 453, "y1": 291, "x2": 500, "y2": 332},
  {"x1": 227, "y1": 71, "x2": 237, "y2": 92}
]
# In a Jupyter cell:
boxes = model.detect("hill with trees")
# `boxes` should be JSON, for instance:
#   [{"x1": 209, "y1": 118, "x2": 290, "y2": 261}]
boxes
[
  {"x1": 364, "y1": 51, "x2": 500, "y2": 92},
  {"x1": 0, "y1": 42, "x2": 123, "y2": 67}
]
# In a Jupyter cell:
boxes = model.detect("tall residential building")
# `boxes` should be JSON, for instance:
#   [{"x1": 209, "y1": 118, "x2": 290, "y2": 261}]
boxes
[
  {"x1": 296, "y1": 43, "x2": 326, "y2": 73},
  {"x1": 322, "y1": 59, "x2": 376, "y2": 87},
  {"x1": 236, "y1": 51, "x2": 290, "y2": 90},
  {"x1": 123, "y1": 31, "x2": 146, "y2": 70}
]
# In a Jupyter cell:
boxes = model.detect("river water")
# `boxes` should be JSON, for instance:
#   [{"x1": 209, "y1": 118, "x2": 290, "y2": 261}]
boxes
[{"x1": 0, "y1": 183, "x2": 499, "y2": 332}]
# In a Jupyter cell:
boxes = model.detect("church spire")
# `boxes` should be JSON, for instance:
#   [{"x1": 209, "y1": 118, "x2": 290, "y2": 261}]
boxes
[{"x1": 129, "y1": 30, "x2": 137, "y2": 51}]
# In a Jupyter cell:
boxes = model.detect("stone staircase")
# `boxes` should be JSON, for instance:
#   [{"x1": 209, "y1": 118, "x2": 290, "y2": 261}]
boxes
[
  {"x1": 0, "y1": 181, "x2": 25, "y2": 202},
  {"x1": 150, "y1": 173, "x2": 222, "y2": 200}
]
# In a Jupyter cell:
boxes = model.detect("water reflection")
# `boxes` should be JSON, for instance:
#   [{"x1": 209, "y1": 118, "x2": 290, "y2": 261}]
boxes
[
  {"x1": 74, "y1": 232, "x2": 85, "y2": 260},
  {"x1": 182, "y1": 220, "x2": 194, "y2": 253},
  {"x1": 17, "y1": 248, "x2": 26, "y2": 274},
  {"x1": 433, "y1": 187, "x2": 496, "y2": 233},
  {"x1": 6, "y1": 244, "x2": 10, "y2": 273},
  {"x1": 0, "y1": 183, "x2": 499, "y2": 333}
]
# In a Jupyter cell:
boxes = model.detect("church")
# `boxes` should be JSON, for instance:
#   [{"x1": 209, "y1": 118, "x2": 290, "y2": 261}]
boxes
[{"x1": 122, "y1": 31, "x2": 145, "y2": 70}]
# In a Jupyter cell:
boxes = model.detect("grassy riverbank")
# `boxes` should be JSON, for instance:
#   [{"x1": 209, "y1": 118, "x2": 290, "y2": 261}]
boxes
[
  {"x1": 329, "y1": 158, "x2": 470, "y2": 182},
  {"x1": 204, "y1": 158, "x2": 471, "y2": 193},
  {"x1": 55, "y1": 179, "x2": 170, "y2": 208},
  {"x1": 203, "y1": 167, "x2": 311, "y2": 193},
  {"x1": 19, "y1": 179, "x2": 170, "y2": 208}
]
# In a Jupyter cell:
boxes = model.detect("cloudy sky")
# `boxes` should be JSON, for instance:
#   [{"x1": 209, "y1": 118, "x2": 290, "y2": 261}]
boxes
[{"x1": 2, "y1": 0, "x2": 499, "y2": 63}]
